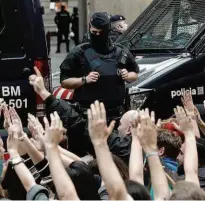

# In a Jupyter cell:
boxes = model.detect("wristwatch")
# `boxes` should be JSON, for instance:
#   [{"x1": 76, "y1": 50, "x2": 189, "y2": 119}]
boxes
[
  {"x1": 9, "y1": 156, "x2": 24, "y2": 168},
  {"x1": 82, "y1": 76, "x2": 87, "y2": 84}
]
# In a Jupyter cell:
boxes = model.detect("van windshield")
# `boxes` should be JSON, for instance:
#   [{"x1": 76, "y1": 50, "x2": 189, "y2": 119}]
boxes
[{"x1": 120, "y1": 0, "x2": 205, "y2": 50}]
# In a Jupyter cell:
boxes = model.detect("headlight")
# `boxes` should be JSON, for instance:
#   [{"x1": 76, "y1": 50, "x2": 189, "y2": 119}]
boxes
[
  {"x1": 130, "y1": 93, "x2": 149, "y2": 109},
  {"x1": 128, "y1": 87, "x2": 150, "y2": 109}
]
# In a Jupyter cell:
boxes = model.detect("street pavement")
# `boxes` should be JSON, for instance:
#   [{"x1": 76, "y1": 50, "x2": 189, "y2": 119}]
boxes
[{"x1": 50, "y1": 38, "x2": 76, "y2": 90}]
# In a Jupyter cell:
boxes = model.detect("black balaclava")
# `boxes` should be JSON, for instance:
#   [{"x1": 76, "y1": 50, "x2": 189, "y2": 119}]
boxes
[{"x1": 89, "y1": 12, "x2": 111, "y2": 54}]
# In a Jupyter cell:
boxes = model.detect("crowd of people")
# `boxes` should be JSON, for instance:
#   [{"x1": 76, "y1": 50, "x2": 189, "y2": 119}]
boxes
[
  {"x1": 0, "y1": 10, "x2": 205, "y2": 201},
  {"x1": 0, "y1": 65, "x2": 205, "y2": 200}
]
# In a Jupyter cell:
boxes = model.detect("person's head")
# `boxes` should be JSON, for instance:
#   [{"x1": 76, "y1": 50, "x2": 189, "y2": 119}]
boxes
[
  {"x1": 118, "y1": 110, "x2": 137, "y2": 136},
  {"x1": 170, "y1": 181, "x2": 205, "y2": 200},
  {"x1": 181, "y1": 0, "x2": 191, "y2": 16},
  {"x1": 89, "y1": 12, "x2": 111, "y2": 54},
  {"x1": 73, "y1": 7, "x2": 78, "y2": 14},
  {"x1": 111, "y1": 15, "x2": 128, "y2": 33},
  {"x1": 67, "y1": 161, "x2": 100, "y2": 200},
  {"x1": 126, "y1": 180, "x2": 151, "y2": 200},
  {"x1": 60, "y1": 5, "x2": 65, "y2": 12},
  {"x1": 157, "y1": 129, "x2": 182, "y2": 160},
  {"x1": 88, "y1": 154, "x2": 129, "y2": 182},
  {"x1": 177, "y1": 138, "x2": 205, "y2": 166}
]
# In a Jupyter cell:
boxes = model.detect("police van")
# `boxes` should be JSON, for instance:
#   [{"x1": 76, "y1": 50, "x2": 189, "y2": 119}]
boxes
[
  {"x1": 118, "y1": 0, "x2": 205, "y2": 119},
  {"x1": 0, "y1": 0, "x2": 51, "y2": 131}
]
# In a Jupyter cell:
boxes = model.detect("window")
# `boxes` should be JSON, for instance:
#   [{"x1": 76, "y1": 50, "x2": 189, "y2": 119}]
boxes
[{"x1": 126, "y1": 0, "x2": 205, "y2": 50}]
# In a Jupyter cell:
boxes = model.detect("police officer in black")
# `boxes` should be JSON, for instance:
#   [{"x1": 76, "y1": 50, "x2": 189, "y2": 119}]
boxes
[
  {"x1": 54, "y1": 5, "x2": 71, "y2": 53},
  {"x1": 110, "y1": 15, "x2": 129, "y2": 42},
  {"x1": 60, "y1": 12, "x2": 139, "y2": 120}
]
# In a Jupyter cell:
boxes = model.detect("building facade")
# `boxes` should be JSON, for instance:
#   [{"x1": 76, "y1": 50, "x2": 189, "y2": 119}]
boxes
[{"x1": 78, "y1": 0, "x2": 153, "y2": 39}]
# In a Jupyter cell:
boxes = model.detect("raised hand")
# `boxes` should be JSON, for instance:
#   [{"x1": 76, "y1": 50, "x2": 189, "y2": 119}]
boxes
[
  {"x1": 136, "y1": 109, "x2": 157, "y2": 152},
  {"x1": 28, "y1": 114, "x2": 45, "y2": 152},
  {"x1": 174, "y1": 106, "x2": 194, "y2": 137},
  {"x1": 0, "y1": 98, "x2": 6, "y2": 116},
  {"x1": 3, "y1": 105, "x2": 11, "y2": 130},
  {"x1": 87, "y1": 101, "x2": 115, "y2": 144},
  {"x1": 43, "y1": 112, "x2": 64, "y2": 148},
  {"x1": 9, "y1": 107, "x2": 25, "y2": 138},
  {"x1": 29, "y1": 67, "x2": 46, "y2": 94},
  {"x1": 130, "y1": 110, "x2": 140, "y2": 137},
  {"x1": 181, "y1": 92, "x2": 195, "y2": 116}
]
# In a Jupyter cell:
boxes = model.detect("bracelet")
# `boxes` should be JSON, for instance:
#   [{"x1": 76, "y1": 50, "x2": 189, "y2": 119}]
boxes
[
  {"x1": 146, "y1": 152, "x2": 158, "y2": 158},
  {"x1": 82, "y1": 76, "x2": 87, "y2": 84},
  {"x1": 9, "y1": 155, "x2": 20, "y2": 161},
  {"x1": 12, "y1": 160, "x2": 24, "y2": 169}
]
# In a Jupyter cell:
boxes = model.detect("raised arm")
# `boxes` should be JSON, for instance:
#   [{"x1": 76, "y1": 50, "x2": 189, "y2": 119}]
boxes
[
  {"x1": 44, "y1": 113, "x2": 79, "y2": 200},
  {"x1": 129, "y1": 112, "x2": 144, "y2": 185},
  {"x1": 181, "y1": 92, "x2": 200, "y2": 138},
  {"x1": 137, "y1": 109, "x2": 170, "y2": 200},
  {"x1": 29, "y1": 67, "x2": 51, "y2": 101},
  {"x1": 6, "y1": 117, "x2": 36, "y2": 192},
  {"x1": 88, "y1": 101, "x2": 131, "y2": 200},
  {"x1": 174, "y1": 106, "x2": 199, "y2": 186}
]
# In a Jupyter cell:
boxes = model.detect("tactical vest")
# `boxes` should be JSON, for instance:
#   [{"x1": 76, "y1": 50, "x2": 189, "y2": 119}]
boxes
[{"x1": 73, "y1": 44, "x2": 129, "y2": 109}]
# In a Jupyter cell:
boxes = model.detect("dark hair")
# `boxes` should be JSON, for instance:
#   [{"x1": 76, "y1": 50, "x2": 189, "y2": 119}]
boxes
[
  {"x1": 61, "y1": 5, "x2": 65, "y2": 11},
  {"x1": 157, "y1": 129, "x2": 182, "y2": 159},
  {"x1": 126, "y1": 180, "x2": 151, "y2": 200},
  {"x1": 88, "y1": 154, "x2": 129, "y2": 182},
  {"x1": 73, "y1": 7, "x2": 78, "y2": 13},
  {"x1": 67, "y1": 161, "x2": 100, "y2": 200},
  {"x1": 170, "y1": 181, "x2": 205, "y2": 200}
]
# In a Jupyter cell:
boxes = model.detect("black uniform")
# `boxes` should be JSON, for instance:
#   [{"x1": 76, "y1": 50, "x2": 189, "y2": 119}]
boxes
[
  {"x1": 109, "y1": 30, "x2": 123, "y2": 43},
  {"x1": 71, "y1": 7, "x2": 79, "y2": 46},
  {"x1": 60, "y1": 43, "x2": 139, "y2": 112},
  {"x1": 54, "y1": 8, "x2": 71, "y2": 52},
  {"x1": 61, "y1": 12, "x2": 138, "y2": 123}
]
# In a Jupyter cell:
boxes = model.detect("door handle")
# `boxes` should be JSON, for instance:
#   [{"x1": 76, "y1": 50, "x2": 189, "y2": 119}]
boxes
[{"x1": 23, "y1": 68, "x2": 31, "y2": 76}]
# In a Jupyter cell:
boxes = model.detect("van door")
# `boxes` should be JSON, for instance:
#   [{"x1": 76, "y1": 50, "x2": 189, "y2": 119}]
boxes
[
  {"x1": 144, "y1": 55, "x2": 205, "y2": 119},
  {"x1": 0, "y1": 0, "x2": 37, "y2": 126}
]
